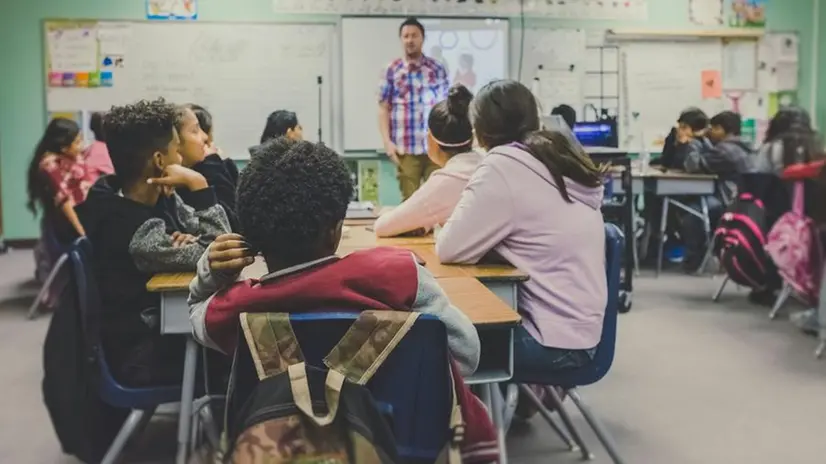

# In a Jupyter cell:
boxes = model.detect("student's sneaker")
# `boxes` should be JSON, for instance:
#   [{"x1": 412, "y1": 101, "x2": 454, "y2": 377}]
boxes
[{"x1": 790, "y1": 309, "x2": 820, "y2": 336}]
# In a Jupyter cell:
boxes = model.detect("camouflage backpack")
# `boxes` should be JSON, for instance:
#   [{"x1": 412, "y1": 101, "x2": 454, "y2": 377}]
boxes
[{"x1": 221, "y1": 311, "x2": 463, "y2": 464}]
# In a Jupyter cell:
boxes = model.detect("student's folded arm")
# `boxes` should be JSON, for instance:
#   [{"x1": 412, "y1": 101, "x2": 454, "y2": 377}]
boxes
[
  {"x1": 410, "y1": 256, "x2": 480, "y2": 376},
  {"x1": 173, "y1": 190, "x2": 231, "y2": 238},
  {"x1": 188, "y1": 248, "x2": 242, "y2": 351},
  {"x1": 374, "y1": 175, "x2": 446, "y2": 237},
  {"x1": 436, "y1": 164, "x2": 513, "y2": 264},
  {"x1": 128, "y1": 218, "x2": 208, "y2": 273}
]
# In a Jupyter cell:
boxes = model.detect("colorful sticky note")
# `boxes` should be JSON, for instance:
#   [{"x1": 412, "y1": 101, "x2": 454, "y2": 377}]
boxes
[
  {"x1": 48, "y1": 72, "x2": 63, "y2": 87},
  {"x1": 701, "y1": 70, "x2": 722, "y2": 99},
  {"x1": 62, "y1": 72, "x2": 76, "y2": 87},
  {"x1": 74, "y1": 72, "x2": 89, "y2": 87},
  {"x1": 100, "y1": 71, "x2": 114, "y2": 87},
  {"x1": 88, "y1": 71, "x2": 101, "y2": 87}
]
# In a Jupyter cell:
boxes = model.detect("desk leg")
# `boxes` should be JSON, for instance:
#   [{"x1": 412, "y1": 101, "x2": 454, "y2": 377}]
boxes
[
  {"x1": 482, "y1": 383, "x2": 508, "y2": 464},
  {"x1": 699, "y1": 196, "x2": 711, "y2": 241},
  {"x1": 176, "y1": 337, "x2": 199, "y2": 464},
  {"x1": 656, "y1": 197, "x2": 670, "y2": 277}
]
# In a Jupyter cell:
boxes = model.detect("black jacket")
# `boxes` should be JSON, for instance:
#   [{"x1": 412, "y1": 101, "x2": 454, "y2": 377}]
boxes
[
  {"x1": 75, "y1": 175, "x2": 230, "y2": 369},
  {"x1": 177, "y1": 154, "x2": 240, "y2": 230}
]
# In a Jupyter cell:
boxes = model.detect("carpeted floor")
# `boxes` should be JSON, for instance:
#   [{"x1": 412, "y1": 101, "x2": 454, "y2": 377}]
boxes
[{"x1": 1, "y1": 248, "x2": 824, "y2": 463}]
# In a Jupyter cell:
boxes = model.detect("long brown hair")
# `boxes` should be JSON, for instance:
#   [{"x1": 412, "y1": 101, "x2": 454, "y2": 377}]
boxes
[{"x1": 471, "y1": 79, "x2": 605, "y2": 202}]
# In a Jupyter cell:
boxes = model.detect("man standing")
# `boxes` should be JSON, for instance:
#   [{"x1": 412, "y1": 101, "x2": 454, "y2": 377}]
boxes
[{"x1": 378, "y1": 17, "x2": 450, "y2": 200}]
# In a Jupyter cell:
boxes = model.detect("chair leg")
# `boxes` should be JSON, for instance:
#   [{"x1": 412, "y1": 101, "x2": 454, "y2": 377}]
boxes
[
  {"x1": 696, "y1": 237, "x2": 716, "y2": 276},
  {"x1": 815, "y1": 340, "x2": 825, "y2": 359},
  {"x1": 101, "y1": 409, "x2": 145, "y2": 464},
  {"x1": 199, "y1": 405, "x2": 222, "y2": 451},
  {"x1": 544, "y1": 386, "x2": 593, "y2": 460},
  {"x1": 502, "y1": 384, "x2": 519, "y2": 434},
  {"x1": 769, "y1": 283, "x2": 792, "y2": 320},
  {"x1": 712, "y1": 275, "x2": 729, "y2": 303},
  {"x1": 27, "y1": 253, "x2": 68, "y2": 320},
  {"x1": 518, "y1": 385, "x2": 578, "y2": 453},
  {"x1": 567, "y1": 389, "x2": 626, "y2": 464}
]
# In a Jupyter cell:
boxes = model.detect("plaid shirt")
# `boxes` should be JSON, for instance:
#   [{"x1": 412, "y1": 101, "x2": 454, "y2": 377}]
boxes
[{"x1": 379, "y1": 55, "x2": 449, "y2": 155}]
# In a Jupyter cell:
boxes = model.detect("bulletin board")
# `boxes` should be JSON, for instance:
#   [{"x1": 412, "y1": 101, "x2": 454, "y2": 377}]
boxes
[
  {"x1": 44, "y1": 20, "x2": 338, "y2": 158},
  {"x1": 618, "y1": 31, "x2": 798, "y2": 152}
]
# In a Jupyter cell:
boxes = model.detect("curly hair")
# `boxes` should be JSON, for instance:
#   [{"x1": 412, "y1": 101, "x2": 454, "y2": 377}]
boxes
[
  {"x1": 237, "y1": 138, "x2": 353, "y2": 265},
  {"x1": 104, "y1": 99, "x2": 177, "y2": 184}
]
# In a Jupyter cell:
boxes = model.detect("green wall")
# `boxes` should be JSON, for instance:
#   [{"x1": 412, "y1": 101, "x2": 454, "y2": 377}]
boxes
[{"x1": 0, "y1": 0, "x2": 818, "y2": 239}]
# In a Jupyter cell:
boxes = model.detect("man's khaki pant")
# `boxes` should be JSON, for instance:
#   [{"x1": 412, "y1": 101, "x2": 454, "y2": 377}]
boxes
[{"x1": 396, "y1": 154, "x2": 440, "y2": 200}]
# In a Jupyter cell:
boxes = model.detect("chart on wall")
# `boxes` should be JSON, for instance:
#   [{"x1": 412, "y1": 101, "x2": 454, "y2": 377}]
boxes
[
  {"x1": 45, "y1": 21, "x2": 336, "y2": 158},
  {"x1": 272, "y1": 0, "x2": 648, "y2": 20}
]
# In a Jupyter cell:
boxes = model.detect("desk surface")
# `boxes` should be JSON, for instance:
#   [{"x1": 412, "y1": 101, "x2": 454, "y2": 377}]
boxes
[
  {"x1": 610, "y1": 166, "x2": 717, "y2": 180},
  {"x1": 147, "y1": 270, "x2": 519, "y2": 327}
]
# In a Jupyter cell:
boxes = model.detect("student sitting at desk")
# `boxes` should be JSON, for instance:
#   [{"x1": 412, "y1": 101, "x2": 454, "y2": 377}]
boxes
[
  {"x1": 754, "y1": 106, "x2": 821, "y2": 175},
  {"x1": 76, "y1": 99, "x2": 230, "y2": 386},
  {"x1": 374, "y1": 84, "x2": 481, "y2": 237},
  {"x1": 655, "y1": 107, "x2": 709, "y2": 170},
  {"x1": 83, "y1": 112, "x2": 115, "y2": 179},
  {"x1": 188, "y1": 137, "x2": 497, "y2": 462},
  {"x1": 679, "y1": 111, "x2": 754, "y2": 270},
  {"x1": 175, "y1": 104, "x2": 240, "y2": 230},
  {"x1": 436, "y1": 80, "x2": 607, "y2": 392}
]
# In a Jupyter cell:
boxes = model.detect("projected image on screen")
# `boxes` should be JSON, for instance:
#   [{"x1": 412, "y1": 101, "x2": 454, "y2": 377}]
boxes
[{"x1": 422, "y1": 19, "x2": 508, "y2": 94}]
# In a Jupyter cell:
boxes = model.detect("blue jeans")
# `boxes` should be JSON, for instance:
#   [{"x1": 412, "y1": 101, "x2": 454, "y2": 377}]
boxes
[{"x1": 512, "y1": 324, "x2": 596, "y2": 384}]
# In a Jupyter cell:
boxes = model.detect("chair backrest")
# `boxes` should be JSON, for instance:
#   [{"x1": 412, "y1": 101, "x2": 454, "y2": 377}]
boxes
[
  {"x1": 231, "y1": 312, "x2": 452, "y2": 461},
  {"x1": 553, "y1": 222, "x2": 623, "y2": 388},
  {"x1": 69, "y1": 237, "x2": 181, "y2": 407}
]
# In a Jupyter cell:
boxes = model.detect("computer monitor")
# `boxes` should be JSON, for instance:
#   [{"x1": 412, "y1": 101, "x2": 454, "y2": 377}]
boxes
[{"x1": 573, "y1": 120, "x2": 619, "y2": 148}]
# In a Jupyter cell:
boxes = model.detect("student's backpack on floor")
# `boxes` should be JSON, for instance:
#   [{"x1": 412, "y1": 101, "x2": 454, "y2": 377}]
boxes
[
  {"x1": 765, "y1": 182, "x2": 824, "y2": 305},
  {"x1": 42, "y1": 253, "x2": 128, "y2": 463},
  {"x1": 222, "y1": 311, "x2": 463, "y2": 464},
  {"x1": 714, "y1": 192, "x2": 772, "y2": 289}
]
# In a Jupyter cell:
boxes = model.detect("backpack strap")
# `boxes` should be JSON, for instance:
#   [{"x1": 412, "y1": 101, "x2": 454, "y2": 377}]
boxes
[
  {"x1": 323, "y1": 311, "x2": 420, "y2": 385},
  {"x1": 793, "y1": 181, "x2": 804, "y2": 215},
  {"x1": 239, "y1": 312, "x2": 345, "y2": 427},
  {"x1": 435, "y1": 366, "x2": 464, "y2": 464},
  {"x1": 239, "y1": 312, "x2": 305, "y2": 380}
]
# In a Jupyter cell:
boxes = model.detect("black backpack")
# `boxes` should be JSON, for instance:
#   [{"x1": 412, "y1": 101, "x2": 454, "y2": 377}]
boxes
[
  {"x1": 42, "y1": 245, "x2": 128, "y2": 463},
  {"x1": 714, "y1": 192, "x2": 772, "y2": 288}
]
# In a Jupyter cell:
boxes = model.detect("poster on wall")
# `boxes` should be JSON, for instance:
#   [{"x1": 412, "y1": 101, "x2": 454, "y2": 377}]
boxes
[
  {"x1": 727, "y1": 0, "x2": 766, "y2": 28},
  {"x1": 146, "y1": 0, "x2": 198, "y2": 20}
]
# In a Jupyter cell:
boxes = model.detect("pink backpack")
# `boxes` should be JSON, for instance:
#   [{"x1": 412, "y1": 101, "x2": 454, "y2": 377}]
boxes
[{"x1": 765, "y1": 182, "x2": 823, "y2": 305}]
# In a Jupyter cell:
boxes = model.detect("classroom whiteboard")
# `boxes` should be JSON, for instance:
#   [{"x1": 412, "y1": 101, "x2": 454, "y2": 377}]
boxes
[
  {"x1": 45, "y1": 21, "x2": 337, "y2": 158},
  {"x1": 621, "y1": 40, "x2": 726, "y2": 152},
  {"x1": 341, "y1": 17, "x2": 509, "y2": 152}
]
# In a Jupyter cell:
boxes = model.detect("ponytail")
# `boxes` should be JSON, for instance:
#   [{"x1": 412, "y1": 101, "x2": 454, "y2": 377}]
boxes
[{"x1": 520, "y1": 130, "x2": 605, "y2": 203}]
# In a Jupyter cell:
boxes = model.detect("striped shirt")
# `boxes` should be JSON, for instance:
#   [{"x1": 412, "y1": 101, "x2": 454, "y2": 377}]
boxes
[{"x1": 379, "y1": 55, "x2": 449, "y2": 155}]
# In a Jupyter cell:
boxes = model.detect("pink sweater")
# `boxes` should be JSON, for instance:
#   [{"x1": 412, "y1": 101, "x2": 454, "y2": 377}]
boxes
[
  {"x1": 83, "y1": 141, "x2": 114, "y2": 179},
  {"x1": 436, "y1": 145, "x2": 607, "y2": 350},
  {"x1": 375, "y1": 151, "x2": 482, "y2": 237}
]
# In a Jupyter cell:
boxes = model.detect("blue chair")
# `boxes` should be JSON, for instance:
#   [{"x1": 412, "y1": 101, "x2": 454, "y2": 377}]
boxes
[
  {"x1": 230, "y1": 312, "x2": 453, "y2": 462},
  {"x1": 28, "y1": 217, "x2": 72, "y2": 319},
  {"x1": 519, "y1": 222, "x2": 626, "y2": 464},
  {"x1": 69, "y1": 238, "x2": 183, "y2": 464}
]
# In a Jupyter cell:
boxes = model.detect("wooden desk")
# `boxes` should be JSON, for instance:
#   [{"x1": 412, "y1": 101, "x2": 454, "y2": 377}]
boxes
[{"x1": 148, "y1": 258, "x2": 520, "y2": 464}]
